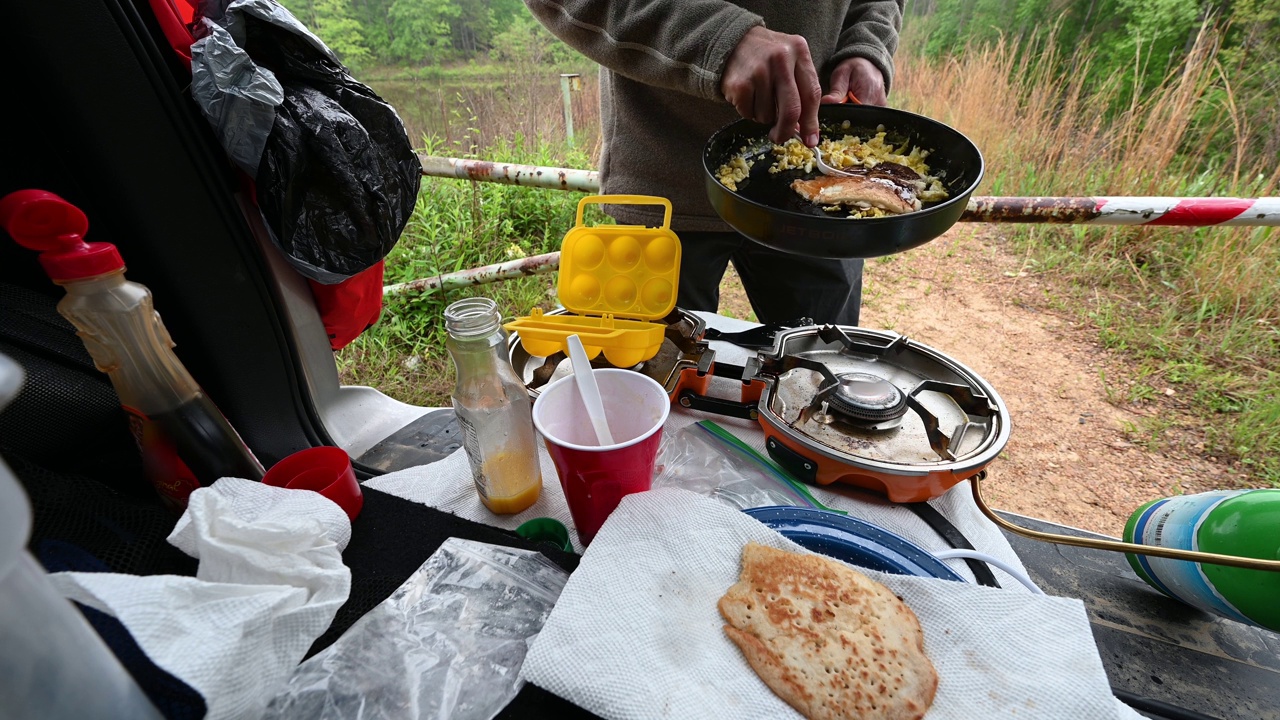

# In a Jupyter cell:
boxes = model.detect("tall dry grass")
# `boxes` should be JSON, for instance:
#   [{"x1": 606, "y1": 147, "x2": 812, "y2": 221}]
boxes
[
  {"x1": 896, "y1": 26, "x2": 1280, "y2": 480},
  {"x1": 453, "y1": 66, "x2": 602, "y2": 160},
  {"x1": 368, "y1": 62, "x2": 601, "y2": 164},
  {"x1": 899, "y1": 26, "x2": 1276, "y2": 193},
  {"x1": 896, "y1": 26, "x2": 1279, "y2": 315}
]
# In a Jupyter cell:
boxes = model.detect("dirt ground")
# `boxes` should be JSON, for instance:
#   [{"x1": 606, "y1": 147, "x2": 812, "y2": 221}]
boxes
[{"x1": 717, "y1": 227, "x2": 1249, "y2": 537}]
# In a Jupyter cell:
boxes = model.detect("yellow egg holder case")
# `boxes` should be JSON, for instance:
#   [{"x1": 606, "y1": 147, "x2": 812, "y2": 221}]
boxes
[{"x1": 505, "y1": 195, "x2": 681, "y2": 368}]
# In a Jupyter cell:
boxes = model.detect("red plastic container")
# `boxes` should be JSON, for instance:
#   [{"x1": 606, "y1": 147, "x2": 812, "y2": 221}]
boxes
[
  {"x1": 263, "y1": 446, "x2": 363, "y2": 522},
  {"x1": 532, "y1": 369, "x2": 670, "y2": 545}
]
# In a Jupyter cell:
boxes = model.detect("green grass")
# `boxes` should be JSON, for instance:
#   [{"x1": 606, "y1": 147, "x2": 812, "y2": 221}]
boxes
[
  {"x1": 892, "y1": 26, "x2": 1280, "y2": 487},
  {"x1": 1005, "y1": 221, "x2": 1280, "y2": 484},
  {"x1": 335, "y1": 134, "x2": 602, "y2": 406}
]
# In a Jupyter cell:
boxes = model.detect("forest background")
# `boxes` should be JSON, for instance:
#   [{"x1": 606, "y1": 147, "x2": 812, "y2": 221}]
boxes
[{"x1": 277, "y1": 0, "x2": 1280, "y2": 486}]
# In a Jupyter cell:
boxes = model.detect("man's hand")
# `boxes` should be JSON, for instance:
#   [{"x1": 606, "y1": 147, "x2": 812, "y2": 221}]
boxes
[
  {"x1": 821, "y1": 56, "x2": 887, "y2": 106},
  {"x1": 721, "y1": 26, "x2": 822, "y2": 146}
]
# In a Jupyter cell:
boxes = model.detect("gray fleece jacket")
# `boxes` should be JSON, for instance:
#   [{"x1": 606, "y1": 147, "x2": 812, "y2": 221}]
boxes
[{"x1": 524, "y1": 0, "x2": 904, "y2": 231}]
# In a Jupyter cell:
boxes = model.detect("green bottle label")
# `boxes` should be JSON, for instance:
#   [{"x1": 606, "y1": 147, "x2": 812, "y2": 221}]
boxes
[{"x1": 1125, "y1": 490, "x2": 1253, "y2": 625}]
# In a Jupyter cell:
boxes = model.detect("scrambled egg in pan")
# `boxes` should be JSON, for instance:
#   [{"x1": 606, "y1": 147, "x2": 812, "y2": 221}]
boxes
[{"x1": 716, "y1": 123, "x2": 950, "y2": 218}]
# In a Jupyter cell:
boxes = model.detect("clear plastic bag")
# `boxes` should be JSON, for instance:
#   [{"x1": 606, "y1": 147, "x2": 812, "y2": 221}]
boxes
[
  {"x1": 263, "y1": 538, "x2": 567, "y2": 720},
  {"x1": 652, "y1": 421, "x2": 831, "y2": 511}
]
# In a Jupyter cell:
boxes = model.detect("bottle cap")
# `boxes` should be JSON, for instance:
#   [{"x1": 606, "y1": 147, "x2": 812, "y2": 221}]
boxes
[
  {"x1": 0, "y1": 190, "x2": 124, "y2": 281},
  {"x1": 515, "y1": 517, "x2": 574, "y2": 553},
  {"x1": 262, "y1": 446, "x2": 363, "y2": 522}
]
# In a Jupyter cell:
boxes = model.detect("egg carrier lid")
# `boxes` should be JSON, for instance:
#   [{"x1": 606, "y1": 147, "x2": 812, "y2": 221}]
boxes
[{"x1": 505, "y1": 195, "x2": 682, "y2": 368}]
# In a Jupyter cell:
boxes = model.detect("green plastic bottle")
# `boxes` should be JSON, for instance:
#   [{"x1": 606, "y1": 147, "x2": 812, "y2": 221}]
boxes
[{"x1": 1124, "y1": 489, "x2": 1280, "y2": 631}]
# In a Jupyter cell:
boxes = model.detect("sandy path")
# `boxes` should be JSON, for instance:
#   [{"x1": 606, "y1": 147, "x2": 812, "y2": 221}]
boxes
[{"x1": 718, "y1": 227, "x2": 1247, "y2": 536}]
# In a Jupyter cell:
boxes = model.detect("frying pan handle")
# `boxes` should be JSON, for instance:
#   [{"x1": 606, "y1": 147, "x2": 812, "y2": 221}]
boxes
[{"x1": 576, "y1": 195, "x2": 673, "y2": 230}]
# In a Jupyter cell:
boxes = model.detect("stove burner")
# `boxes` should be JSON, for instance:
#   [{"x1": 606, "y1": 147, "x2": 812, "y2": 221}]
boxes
[
  {"x1": 824, "y1": 373, "x2": 908, "y2": 426},
  {"x1": 765, "y1": 326, "x2": 1006, "y2": 465}
]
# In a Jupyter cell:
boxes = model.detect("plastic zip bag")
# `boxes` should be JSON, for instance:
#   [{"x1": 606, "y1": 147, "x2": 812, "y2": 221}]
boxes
[
  {"x1": 263, "y1": 538, "x2": 567, "y2": 720},
  {"x1": 652, "y1": 421, "x2": 838, "y2": 511}
]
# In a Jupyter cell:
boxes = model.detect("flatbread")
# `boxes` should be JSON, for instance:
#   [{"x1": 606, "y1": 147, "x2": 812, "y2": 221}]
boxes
[{"x1": 718, "y1": 543, "x2": 937, "y2": 720}]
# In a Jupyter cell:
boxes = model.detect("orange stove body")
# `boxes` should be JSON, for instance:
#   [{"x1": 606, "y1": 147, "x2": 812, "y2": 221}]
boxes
[
  {"x1": 669, "y1": 369, "x2": 997, "y2": 504},
  {"x1": 755, "y1": 411, "x2": 984, "y2": 503}
]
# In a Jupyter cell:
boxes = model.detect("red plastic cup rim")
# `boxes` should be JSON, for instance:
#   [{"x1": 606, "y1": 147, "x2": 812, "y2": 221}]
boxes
[{"x1": 532, "y1": 369, "x2": 670, "y2": 453}]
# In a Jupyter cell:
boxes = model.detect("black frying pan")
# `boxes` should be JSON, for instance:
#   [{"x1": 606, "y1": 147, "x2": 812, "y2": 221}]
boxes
[{"x1": 702, "y1": 104, "x2": 983, "y2": 259}]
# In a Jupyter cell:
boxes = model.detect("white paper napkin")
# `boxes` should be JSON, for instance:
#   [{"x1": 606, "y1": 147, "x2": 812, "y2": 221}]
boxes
[
  {"x1": 521, "y1": 487, "x2": 1134, "y2": 720},
  {"x1": 366, "y1": 445, "x2": 586, "y2": 547},
  {"x1": 49, "y1": 478, "x2": 352, "y2": 720}
]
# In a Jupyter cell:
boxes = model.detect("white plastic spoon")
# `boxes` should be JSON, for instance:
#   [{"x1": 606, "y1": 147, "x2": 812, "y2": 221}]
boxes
[{"x1": 566, "y1": 334, "x2": 615, "y2": 446}]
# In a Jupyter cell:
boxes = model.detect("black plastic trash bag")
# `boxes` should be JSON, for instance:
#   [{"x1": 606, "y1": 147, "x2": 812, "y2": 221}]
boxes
[{"x1": 190, "y1": 0, "x2": 420, "y2": 284}]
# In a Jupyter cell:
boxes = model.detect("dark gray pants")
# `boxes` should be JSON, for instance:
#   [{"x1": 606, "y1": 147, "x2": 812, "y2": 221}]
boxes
[{"x1": 675, "y1": 231, "x2": 863, "y2": 325}]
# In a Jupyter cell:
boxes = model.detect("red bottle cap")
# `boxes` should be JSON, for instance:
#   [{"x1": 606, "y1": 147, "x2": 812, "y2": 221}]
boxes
[
  {"x1": 263, "y1": 446, "x2": 364, "y2": 523},
  {"x1": 0, "y1": 190, "x2": 124, "y2": 281}
]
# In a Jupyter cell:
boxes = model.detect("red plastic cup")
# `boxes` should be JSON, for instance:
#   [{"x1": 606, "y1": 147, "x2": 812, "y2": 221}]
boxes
[
  {"x1": 532, "y1": 369, "x2": 670, "y2": 545},
  {"x1": 262, "y1": 446, "x2": 363, "y2": 522}
]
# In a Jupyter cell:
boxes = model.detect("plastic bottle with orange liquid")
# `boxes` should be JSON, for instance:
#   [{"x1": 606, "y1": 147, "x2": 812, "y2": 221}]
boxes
[{"x1": 444, "y1": 297, "x2": 542, "y2": 514}]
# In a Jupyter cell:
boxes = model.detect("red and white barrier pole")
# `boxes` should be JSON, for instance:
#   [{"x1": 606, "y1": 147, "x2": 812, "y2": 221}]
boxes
[
  {"x1": 960, "y1": 196, "x2": 1280, "y2": 226},
  {"x1": 418, "y1": 155, "x2": 1280, "y2": 227}
]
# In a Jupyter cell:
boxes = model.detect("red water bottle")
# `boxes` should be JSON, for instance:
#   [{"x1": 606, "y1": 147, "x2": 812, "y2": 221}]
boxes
[{"x1": 0, "y1": 190, "x2": 264, "y2": 509}]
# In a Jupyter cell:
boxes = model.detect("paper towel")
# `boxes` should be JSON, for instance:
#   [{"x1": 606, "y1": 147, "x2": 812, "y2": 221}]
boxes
[
  {"x1": 49, "y1": 478, "x2": 352, "y2": 720},
  {"x1": 366, "y1": 446, "x2": 586, "y2": 546},
  {"x1": 520, "y1": 488, "x2": 1131, "y2": 720}
]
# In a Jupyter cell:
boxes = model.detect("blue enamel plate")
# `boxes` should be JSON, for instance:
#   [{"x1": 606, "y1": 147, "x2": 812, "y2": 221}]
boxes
[{"x1": 743, "y1": 506, "x2": 965, "y2": 582}]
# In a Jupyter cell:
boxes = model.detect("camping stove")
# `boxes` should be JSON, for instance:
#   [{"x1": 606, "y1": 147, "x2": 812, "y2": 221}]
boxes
[
  {"x1": 509, "y1": 316, "x2": 1011, "y2": 504},
  {"x1": 744, "y1": 325, "x2": 1010, "y2": 503}
]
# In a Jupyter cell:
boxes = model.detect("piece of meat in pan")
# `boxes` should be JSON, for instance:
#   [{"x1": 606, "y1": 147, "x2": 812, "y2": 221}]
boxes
[
  {"x1": 791, "y1": 174, "x2": 922, "y2": 215},
  {"x1": 867, "y1": 161, "x2": 923, "y2": 187}
]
